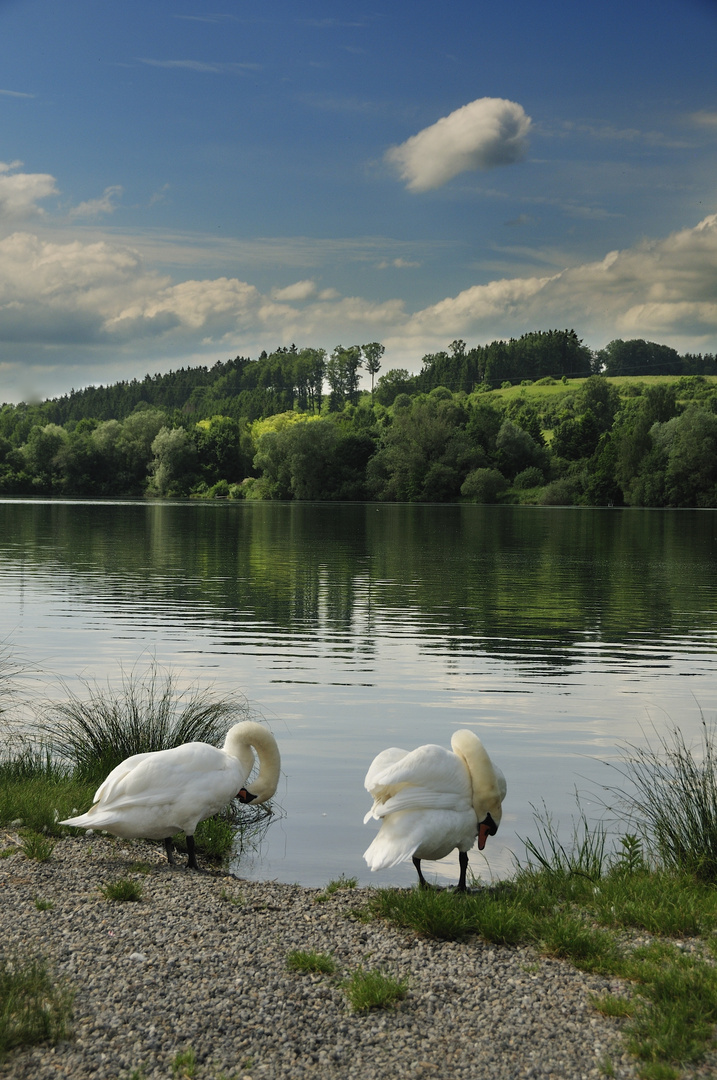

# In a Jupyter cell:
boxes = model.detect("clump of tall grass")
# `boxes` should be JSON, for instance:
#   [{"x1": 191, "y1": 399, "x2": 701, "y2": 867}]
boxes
[
  {"x1": 42, "y1": 662, "x2": 253, "y2": 784},
  {"x1": 0, "y1": 955, "x2": 73, "y2": 1057},
  {"x1": 342, "y1": 967, "x2": 408, "y2": 1012},
  {"x1": 614, "y1": 719, "x2": 717, "y2": 882}
]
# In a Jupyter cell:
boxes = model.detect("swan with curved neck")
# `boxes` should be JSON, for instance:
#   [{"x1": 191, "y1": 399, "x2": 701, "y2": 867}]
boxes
[
  {"x1": 61, "y1": 720, "x2": 281, "y2": 870},
  {"x1": 363, "y1": 729, "x2": 506, "y2": 891}
]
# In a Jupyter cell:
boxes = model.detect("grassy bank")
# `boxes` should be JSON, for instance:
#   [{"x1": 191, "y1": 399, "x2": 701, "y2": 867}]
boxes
[{"x1": 0, "y1": 663, "x2": 275, "y2": 865}]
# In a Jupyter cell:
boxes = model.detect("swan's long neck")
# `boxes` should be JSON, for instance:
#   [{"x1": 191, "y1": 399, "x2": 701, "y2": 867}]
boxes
[
  {"x1": 451, "y1": 729, "x2": 505, "y2": 826},
  {"x1": 223, "y1": 721, "x2": 281, "y2": 804}
]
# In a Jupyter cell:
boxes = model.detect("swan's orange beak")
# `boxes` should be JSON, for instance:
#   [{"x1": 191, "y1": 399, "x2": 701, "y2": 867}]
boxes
[
  {"x1": 237, "y1": 788, "x2": 257, "y2": 803},
  {"x1": 477, "y1": 812, "x2": 498, "y2": 850}
]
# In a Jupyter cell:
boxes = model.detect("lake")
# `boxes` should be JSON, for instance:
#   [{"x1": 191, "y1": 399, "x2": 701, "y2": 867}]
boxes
[{"x1": 1, "y1": 499, "x2": 716, "y2": 888}]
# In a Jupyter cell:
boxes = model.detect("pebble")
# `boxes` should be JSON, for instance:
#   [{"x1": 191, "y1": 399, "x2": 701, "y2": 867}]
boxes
[{"x1": 0, "y1": 834, "x2": 647, "y2": 1079}]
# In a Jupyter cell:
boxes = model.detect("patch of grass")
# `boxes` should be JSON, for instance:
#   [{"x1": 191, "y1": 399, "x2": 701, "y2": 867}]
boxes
[
  {"x1": 342, "y1": 967, "x2": 408, "y2": 1013},
  {"x1": 220, "y1": 888, "x2": 244, "y2": 907},
  {"x1": 615, "y1": 720, "x2": 717, "y2": 882},
  {"x1": 100, "y1": 878, "x2": 143, "y2": 902},
  {"x1": 20, "y1": 832, "x2": 55, "y2": 862},
  {"x1": 315, "y1": 874, "x2": 358, "y2": 902},
  {"x1": 172, "y1": 1046, "x2": 197, "y2": 1078},
  {"x1": 33, "y1": 896, "x2": 54, "y2": 911},
  {"x1": 0, "y1": 774, "x2": 95, "y2": 836},
  {"x1": 127, "y1": 861, "x2": 152, "y2": 875},
  {"x1": 42, "y1": 662, "x2": 253, "y2": 785},
  {"x1": 286, "y1": 950, "x2": 337, "y2": 975},
  {"x1": 591, "y1": 993, "x2": 635, "y2": 1018},
  {"x1": 0, "y1": 955, "x2": 73, "y2": 1057}
]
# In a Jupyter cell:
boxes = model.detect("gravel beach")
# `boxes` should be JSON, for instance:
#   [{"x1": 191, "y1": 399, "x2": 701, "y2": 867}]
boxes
[{"x1": 0, "y1": 834, "x2": 643, "y2": 1080}]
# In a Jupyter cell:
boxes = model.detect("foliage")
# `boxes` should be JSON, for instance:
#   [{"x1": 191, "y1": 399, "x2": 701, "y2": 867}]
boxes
[
  {"x1": 99, "y1": 878, "x2": 144, "y2": 902},
  {"x1": 612, "y1": 720, "x2": 717, "y2": 881},
  {"x1": 286, "y1": 950, "x2": 337, "y2": 974},
  {"x1": 0, "y1": 956, "x2": 73, "y2": 1057},
  {"x1": 1, "y1": 334, "x2": 716, "y2": 506},
  {"x1": 342, "y1": 967, "x2": 408, "y2": 1012},
  {"x1": 41, "y1": 661, "x2": 250, "y2": 783}
]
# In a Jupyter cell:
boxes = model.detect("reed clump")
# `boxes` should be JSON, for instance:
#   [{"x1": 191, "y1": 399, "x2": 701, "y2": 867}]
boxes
[{"x1": 0, "y1": 661, "x2": 273, "y2": 865}]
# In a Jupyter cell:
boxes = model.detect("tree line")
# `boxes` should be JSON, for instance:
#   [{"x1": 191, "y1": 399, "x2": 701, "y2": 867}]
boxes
[{"x1": 1, "y1": 331, "x2": 716, "y2": 506}]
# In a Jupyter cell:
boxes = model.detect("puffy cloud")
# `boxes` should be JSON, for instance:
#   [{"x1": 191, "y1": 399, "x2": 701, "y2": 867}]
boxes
[
  {"x1": 2, "y1": 212, "x2": 717, "y2": 401},
  {"x1": 386, "y1": 98, "x2": 531, "y2": 192},
  {"x1": 69, "y1": 186, "x2": 124, "y2": 220},
  {"x1": 393, "y1": 213, "x2": 717, "y2": 353},
  {"x1": 0, "y1": 162, "x2": 58, "y2": 220},
  {"x1": 271, "y1": 279, "x2": 317, "y2": 302}
]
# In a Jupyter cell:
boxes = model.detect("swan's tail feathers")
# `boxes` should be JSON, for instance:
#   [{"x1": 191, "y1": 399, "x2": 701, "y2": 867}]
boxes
[
  {"x1": 60, "y1": 811, "x2": 98, "y2": 829},
  {"x1": 363, "y1": 833, "x2": 415, "y2": 872}
]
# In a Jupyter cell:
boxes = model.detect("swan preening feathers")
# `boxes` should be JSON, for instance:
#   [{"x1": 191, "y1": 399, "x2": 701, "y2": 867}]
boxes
[
  {"x1": 60, "y1": 720, "x2": 281, "y2": 870},
  {"x1": 363, "y1": 730, "x2": 506, "y2": 891}
]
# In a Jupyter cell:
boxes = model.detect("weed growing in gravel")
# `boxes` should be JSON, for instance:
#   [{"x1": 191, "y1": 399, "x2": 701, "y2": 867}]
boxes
[
  {"x1": 20, "y1": 832, "x2": 55, "y2": 861},
  {"x1": 100, "y1": 878, "x2": 143, "y2": 902},
  {"x1": 33, "y1": 896, "x2": 53, "y2": 911},
  {"x1": 286, "y1": 949, "x2": 337, "y2": 975},
  {"x1": 342, "y1": 967, "x2": 408, "y2": 1013},
  {"x1": 126, "y1": 861, "x2": 152, "y2": 874},
  {"x1": 315, "y1": 874, "x2": 358, "y2": 902},
  {"x1": 0, "y1": 955, "x2": 73, "y2": 1057},
  {"x1": 172, "y1": 1046, "x2": 197, "y2": 1078}
]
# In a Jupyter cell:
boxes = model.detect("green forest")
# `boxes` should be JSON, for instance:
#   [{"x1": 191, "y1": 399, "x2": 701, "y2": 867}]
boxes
[{"x1": 1, "y1": 330, "x2": 717, "y2": 507}]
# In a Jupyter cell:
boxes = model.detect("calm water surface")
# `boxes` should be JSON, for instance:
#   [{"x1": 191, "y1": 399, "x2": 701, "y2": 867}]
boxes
[{"x1": 1, "y1": 500, "x2": 716, "y2": 887}]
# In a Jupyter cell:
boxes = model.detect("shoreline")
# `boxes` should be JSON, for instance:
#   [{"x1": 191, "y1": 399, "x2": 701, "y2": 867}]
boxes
[{"x1": 0, "y1": 834, "x2": 640, "y2": 1080}]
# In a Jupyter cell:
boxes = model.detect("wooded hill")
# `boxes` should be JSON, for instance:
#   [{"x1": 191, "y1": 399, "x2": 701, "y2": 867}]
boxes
[{"x1": 1, "y1": 331, "x2": 716, "y2": 507}]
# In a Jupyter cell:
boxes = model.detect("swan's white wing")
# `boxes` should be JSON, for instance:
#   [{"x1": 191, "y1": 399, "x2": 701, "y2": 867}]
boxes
[
  {"x1": 365, "y1": 744, "x2": 470, "y2": 800},
  {"x1": 364, "y1": 748, "x2": 408, "y2": 792},
  {"x1": 96, "y1": 743, "x2": 238, "y2": 804}
]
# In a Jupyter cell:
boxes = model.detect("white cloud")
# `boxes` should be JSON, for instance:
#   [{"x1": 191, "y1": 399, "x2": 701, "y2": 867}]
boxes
[
  {"x1": 271, "y1": 279, "x2": 317, "y2": 302},
  {"x1": 386, "y1": 97, "x2": 531, "y2": 192},
  {"x1": 2, "y1": 212, "x2": 717, "y2": 402},
  {"x1": 69, "y1": 186, "x2": 124, "y2": 220},
  {"x1": 0, "y1": 162, "x2": 58, "y2": 220}
]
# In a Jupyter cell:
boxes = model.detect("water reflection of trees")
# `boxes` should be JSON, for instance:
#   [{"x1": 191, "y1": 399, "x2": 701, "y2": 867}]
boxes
[{"x1": 1, "y1": 502, "x2": 716, "y2": 669}]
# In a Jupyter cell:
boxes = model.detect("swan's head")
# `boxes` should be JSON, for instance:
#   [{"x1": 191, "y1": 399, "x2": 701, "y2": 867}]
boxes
[
  {"x1": 450, "y1": 730, "x2": 506, "y2": 850},
  {"x1": 223, "y1": 721, "x2": 281, "y2": 805}
]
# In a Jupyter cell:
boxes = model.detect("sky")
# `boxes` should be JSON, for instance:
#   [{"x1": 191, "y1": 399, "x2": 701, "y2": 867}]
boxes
[{"x1": 1, "y1": 0, "x2": 717, "y2": 403}]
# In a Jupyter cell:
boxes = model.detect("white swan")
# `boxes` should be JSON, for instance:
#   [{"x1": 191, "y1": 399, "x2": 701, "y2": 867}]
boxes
[
  {"x1": 60, "y1": 720, "x2": 281, "y2": 870},
  {"x1": 363, "y1": 730, "x2": 506, "y2": 891}
]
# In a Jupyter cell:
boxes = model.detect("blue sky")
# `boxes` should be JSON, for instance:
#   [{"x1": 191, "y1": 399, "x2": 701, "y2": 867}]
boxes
[{"x1": 1, "y1": 0, "x2": 716, "y2": 402}]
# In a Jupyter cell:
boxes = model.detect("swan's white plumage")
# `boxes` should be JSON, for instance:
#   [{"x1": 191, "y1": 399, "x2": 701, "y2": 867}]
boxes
[
  {"x1": 60, "y1": 720, "x2": 280, "y2": 844},
  {"x1": 363, "y1": 731, "x2": 505, "y2": 881}
]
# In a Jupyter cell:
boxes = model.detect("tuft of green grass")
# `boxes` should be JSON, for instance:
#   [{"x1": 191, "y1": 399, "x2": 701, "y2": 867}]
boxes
[
  {"x1": 126, "y1": 861, "x2": 152, "y2": 875},
  {"x1": 614, "y1": 720, "x2": 717, "y2": 882},
  {"x1": 41, "y1": 662, "x2": 253, "y2": 785},
  {"x1": 172, "y1": 1046, "x2": 197, "y2": 1078},
  {"x1": 100, "y1": 878, "x2": 143, "y2": 902},
  {"x1": 0, "y1": 955, "x2": 73, "y2": 1057},
  {"x1": 315, "y1": 874, "x2": 358, "y2": 902},
  {"x1": 286, "y1": 950, "x2": 337, "y2": 975},
  {"x1": 20, "y1": 832, "x2": 55, "y2": 862},
  {"x1": 342, "y1": 967, "x2": 408, "y2": 1013},
  {"x1": 33, "y1": 896, "x2": 54, "y2": 911}
]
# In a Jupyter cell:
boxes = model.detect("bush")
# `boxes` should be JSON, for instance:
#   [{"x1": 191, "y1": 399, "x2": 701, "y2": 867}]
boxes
[
  {"x1": 460, "y1": 467, "x2": 508, "y2": 503},
  {"x1": 513, "y1": 466, "x2": 544, "y2": 489}
]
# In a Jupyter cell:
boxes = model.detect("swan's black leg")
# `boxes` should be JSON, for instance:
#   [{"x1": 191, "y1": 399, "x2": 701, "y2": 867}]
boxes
[
  {"x1": 186, "y1": 834, "x2": 200, "y2": 871},
  {"x1": 164, "y1": 837, "x2": 177, "y2": 866},
  {"x1": 455, "y1": 850, "x2": 469, "y2": 892},
  {"x1": 413, "y1": 856, "x2": 430, "y2": 889}
]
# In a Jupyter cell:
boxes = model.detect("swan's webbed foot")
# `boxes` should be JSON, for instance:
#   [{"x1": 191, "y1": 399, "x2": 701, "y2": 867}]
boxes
[{"x1": 164, "y1": 837, "x2": 178, "y2": 866}]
